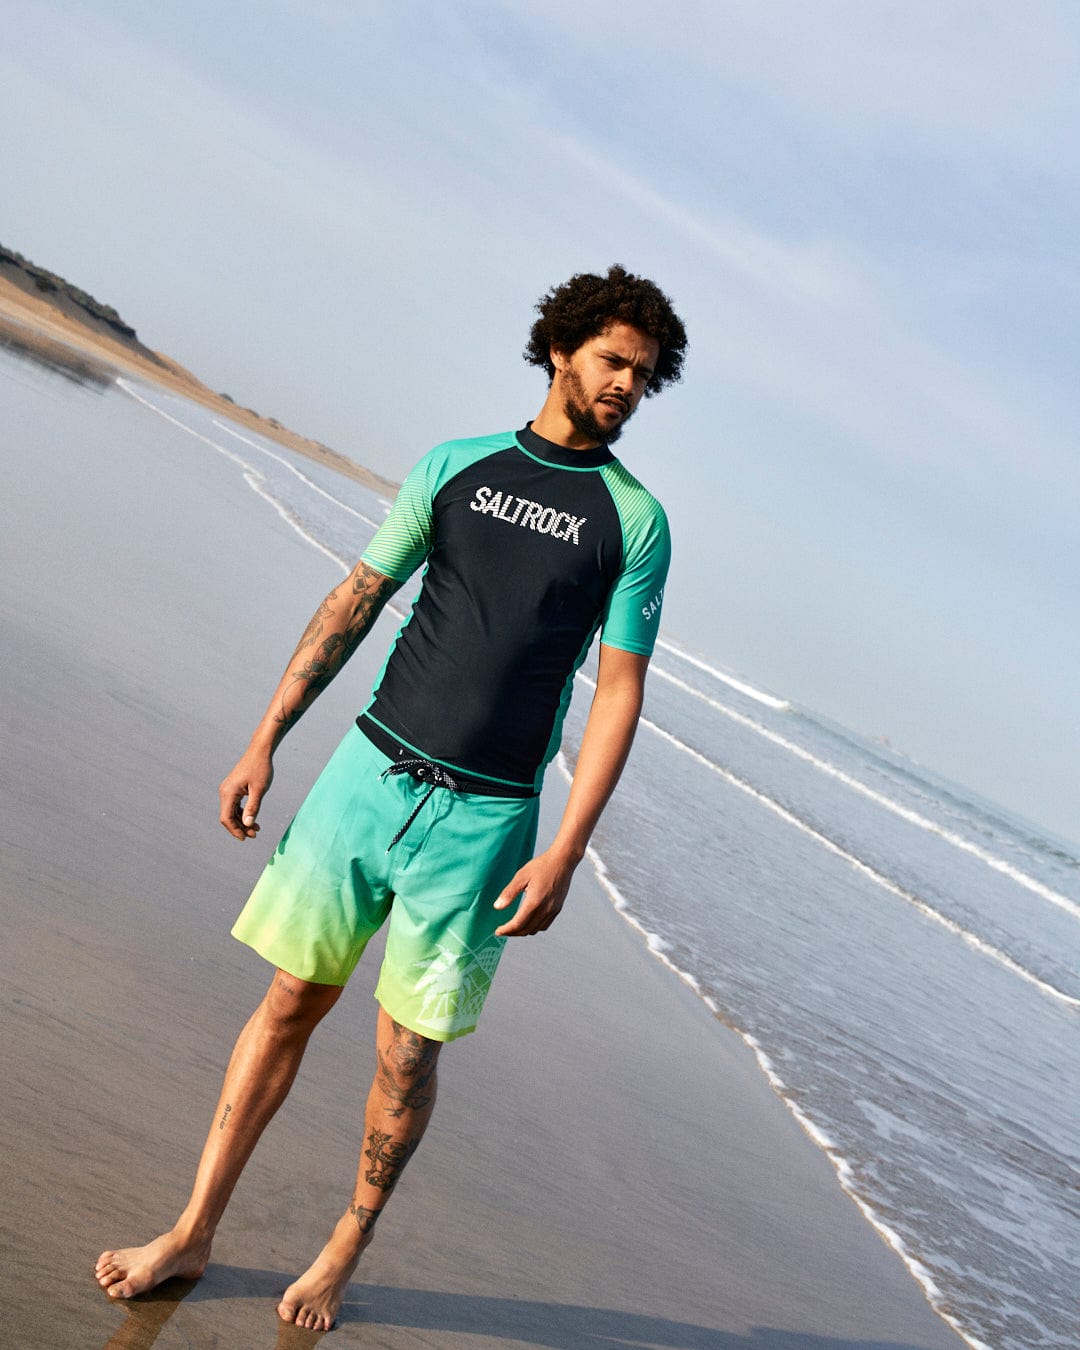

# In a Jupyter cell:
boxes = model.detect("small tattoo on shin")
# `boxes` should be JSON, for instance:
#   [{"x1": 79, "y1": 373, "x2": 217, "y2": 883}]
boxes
[{"x1": 218, "y1": 1103, "x2": 232, "y2": 1130}]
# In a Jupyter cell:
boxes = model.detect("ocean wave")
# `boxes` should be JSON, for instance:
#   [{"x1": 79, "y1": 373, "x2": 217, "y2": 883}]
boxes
[
  {"x1": 554, "y1": 755, "x2": 992, "y2": 1349},
  {"x1": 646, "y1": 661, "x2": 1080, "y2": 924},
  {"x1": 576, "y1": 672, "x2": 1080, "y2": 1011},
  {"x1": 654, "y1": 634, "x2": 789, "y2": 709},
  {"x1": 553, "y1": 753, "x2": 719, "y2": 1020},
  {"x1": 211, "y1": 420, "x2": 382, "y2": 529},
  {"x1": 740, "y1": 1035, "x2": 993, "y2": 1350}
]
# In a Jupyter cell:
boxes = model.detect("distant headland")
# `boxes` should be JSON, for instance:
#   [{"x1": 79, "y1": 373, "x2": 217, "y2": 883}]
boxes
[{"x1": 0, "y1": 242, "x2": 399, "y2": 497}]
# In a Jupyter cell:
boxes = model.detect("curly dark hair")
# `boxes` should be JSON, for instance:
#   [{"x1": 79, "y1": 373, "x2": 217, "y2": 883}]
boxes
[{"x1": 523, "y1": 264, "x2": 687, "y2": 395}]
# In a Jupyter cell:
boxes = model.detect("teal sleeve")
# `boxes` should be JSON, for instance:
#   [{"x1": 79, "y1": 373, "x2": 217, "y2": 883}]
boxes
[
  {"x1": 361, "y1": 434, "x2": 515, "y2": 582},
  {"x1": 360, "y1": 454, "x2": 439, "y2": 581},
  {"x1": 598, "y1": 462, "x2": 671, "y2": 656}
]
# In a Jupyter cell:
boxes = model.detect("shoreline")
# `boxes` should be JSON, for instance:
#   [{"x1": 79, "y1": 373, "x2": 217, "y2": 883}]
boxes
[{"x1": 0, "y1": 269, "x2": 399, "y2": 498}]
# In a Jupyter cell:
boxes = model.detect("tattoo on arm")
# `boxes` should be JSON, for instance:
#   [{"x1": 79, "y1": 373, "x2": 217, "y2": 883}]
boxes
[
  {"x1": 274, "y1": 563, "x2": 397, "y2": 729},
  {"x1": 218, "y1": 1103, "x2": 232, "y2": 1130},
  {"x1": 295, "y1": 593, "x2": 336, "y2": 652},
  {"x1": 348, "y1": 1201, "x2": 381, "y2": 1236}
]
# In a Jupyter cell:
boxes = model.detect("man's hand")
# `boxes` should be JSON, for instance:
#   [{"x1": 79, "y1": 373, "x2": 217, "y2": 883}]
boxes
[
  {"x1": 493, "y1": 848, "x2": 580, "y2": 937},
  {"x1": 219, "y1": 745, "x2": 274, "y2": 840}
]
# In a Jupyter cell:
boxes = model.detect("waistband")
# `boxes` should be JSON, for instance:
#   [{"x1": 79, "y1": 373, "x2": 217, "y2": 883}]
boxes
[{"x1": 356, "y1": 715, "x2": 538, "y2": 799}]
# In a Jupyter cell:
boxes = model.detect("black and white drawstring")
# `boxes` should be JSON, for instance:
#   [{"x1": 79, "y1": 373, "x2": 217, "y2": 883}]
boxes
[{"x1": 380, "y1": 758, "x2": 460, "y2": 851}]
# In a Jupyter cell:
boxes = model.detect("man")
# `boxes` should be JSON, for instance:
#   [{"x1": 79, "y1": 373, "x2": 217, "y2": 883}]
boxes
[{"x1": 96, "y1": 264, "x2": 688, "y2": 1330}]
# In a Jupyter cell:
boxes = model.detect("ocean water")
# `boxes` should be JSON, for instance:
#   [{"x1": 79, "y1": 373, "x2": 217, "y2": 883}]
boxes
[{"x1": 7, "y1": 356, "x2": 1078, "y2": 1348}]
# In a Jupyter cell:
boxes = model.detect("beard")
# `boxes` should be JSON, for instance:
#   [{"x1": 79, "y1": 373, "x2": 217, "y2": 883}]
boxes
[{"x1": 561, "y1": 365, "x2": 633, "y2": 446}]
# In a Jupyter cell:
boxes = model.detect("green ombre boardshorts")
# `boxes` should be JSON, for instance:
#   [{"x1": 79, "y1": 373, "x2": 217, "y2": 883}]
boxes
[{"x1": 231, "y1": 724, "x2": 540, "y2": 1041}]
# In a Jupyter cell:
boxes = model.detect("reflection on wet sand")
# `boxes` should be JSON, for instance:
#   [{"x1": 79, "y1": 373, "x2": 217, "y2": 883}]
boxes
[
  {"x1": 0, "y1": 315, "x2": 114, "y2": 390},
  {"x1": 98, "y1": 1276, "x2": 328, "y2": 1349},
  {"x1": 99, "y1": 1277, "x2": 197, "y2": 1350}
]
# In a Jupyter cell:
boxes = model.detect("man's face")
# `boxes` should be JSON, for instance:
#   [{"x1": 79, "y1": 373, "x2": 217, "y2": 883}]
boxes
[{"x1": 552, "y1": 322, "x2": 660, "y2": 446}]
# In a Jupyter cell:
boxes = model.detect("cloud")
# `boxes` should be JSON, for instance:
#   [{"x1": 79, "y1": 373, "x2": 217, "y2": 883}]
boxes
[{"x1": 501, "y1": 0, "x2": 1080, "y2": 173}]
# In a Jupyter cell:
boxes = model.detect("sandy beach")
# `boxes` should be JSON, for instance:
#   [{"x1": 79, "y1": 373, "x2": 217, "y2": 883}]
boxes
[
  {"x1": 0, "y1": 329, "x2": 965, "y2": 1348},
  {"x1": 0, "y1": 267, "x2": 398, "y2": 499}
]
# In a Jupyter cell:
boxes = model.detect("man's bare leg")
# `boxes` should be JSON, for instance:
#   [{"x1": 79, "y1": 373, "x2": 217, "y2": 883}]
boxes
[
  {"x1": 277, "y1": 1007, "x2": 442, "y2": 1331},
  {"x1": 96, "y1": 970, "x2": 341, "y2": 1299}
]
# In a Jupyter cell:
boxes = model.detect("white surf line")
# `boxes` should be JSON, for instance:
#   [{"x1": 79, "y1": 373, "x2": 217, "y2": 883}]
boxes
[
  {"x1": 655, "y1": 635, "x2": 789, "y2": 710},
  {"x1": 741, "y1": 1034, "x2": 992, "y2": 1350},
  {"x1": 119, "y1": 379, "x2": 351, "y2": 570},
  {"x1": 555, "y1": 756, "x2": 990, "y2": 1350},
  {"x1": 553, "y1": 755, "x2": 723, "y2": 1008},
  {"x1": 574, "y1": 673, "x2": 1080, "y2": 1010},
  {"x1": 211, "y1": 420, "x2": 382, "y2": 529},
  {"x1": 122, "y1": 382, "x2": 417, "y2": 627},
  {"x1": 647, "y1": 661, "x2": 1080, "y2": 923}
]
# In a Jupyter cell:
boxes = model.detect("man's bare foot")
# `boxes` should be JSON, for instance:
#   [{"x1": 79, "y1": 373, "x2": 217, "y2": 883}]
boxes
[
  {"x1": 95, "y1": 1229, "x2": 212, "y2": 1300},
  {"x1": 277, "y1": 1211, "x2": 374, "y2": 1331}
]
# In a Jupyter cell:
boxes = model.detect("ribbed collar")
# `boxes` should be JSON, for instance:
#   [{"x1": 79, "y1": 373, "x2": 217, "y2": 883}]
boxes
[{"x1": 516, "y1": 423, "x2": 614, "y2": 470}]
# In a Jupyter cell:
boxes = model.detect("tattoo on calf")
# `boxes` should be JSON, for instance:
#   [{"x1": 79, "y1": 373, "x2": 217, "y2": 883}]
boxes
[{"x1": 364, "y1": 1127, "x2": 418, "y2": 1193}]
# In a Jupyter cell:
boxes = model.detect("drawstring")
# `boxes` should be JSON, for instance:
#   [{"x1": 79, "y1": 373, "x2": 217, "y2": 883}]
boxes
[{"x1": 380, "y1": 758, "x2": 460, "y2": 850}]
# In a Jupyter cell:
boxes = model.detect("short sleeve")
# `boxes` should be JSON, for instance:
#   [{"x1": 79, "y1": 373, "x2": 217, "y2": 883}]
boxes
[
  {"x1": 361, "y1": 454, "x2": 439, "y2": 581},
  {"x1": 598, "y1": 463, "x2": 671, "y2": 656}
]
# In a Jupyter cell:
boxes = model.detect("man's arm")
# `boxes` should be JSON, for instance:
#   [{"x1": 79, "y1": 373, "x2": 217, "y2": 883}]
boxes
[
  {"x1": 493, "y1": 643, "x2": 649, "y2": 937},
  {"x1": 218, "y1": 559, "x2": 400, "y2": 840}
]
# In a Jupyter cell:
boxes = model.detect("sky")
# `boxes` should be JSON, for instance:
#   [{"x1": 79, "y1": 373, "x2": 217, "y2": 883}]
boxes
[{"x1": 4, "y1": 0, "x2": 1078, "y2": 843}]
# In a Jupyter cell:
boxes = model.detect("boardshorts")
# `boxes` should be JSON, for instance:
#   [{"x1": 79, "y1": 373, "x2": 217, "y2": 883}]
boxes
[{"x1": 231, "y1": 724, "x2": 540, "y2": 1041}]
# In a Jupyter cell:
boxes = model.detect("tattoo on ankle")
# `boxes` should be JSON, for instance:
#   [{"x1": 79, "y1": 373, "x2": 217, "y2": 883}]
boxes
[
  {"x1": 364, "y1": 1127, "x2": 418, "y2": 1193},
  {"x1": 218, "y1": 1103, "x2": 232, "y2": 1130},
  {"x1": 349, "y1": 1202, "x2": 380, "y2": 1236}
]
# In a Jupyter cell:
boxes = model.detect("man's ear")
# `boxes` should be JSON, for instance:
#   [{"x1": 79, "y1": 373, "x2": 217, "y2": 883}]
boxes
[{"x1": 550, "y1": 346, "x2": 566, "y2": 372}]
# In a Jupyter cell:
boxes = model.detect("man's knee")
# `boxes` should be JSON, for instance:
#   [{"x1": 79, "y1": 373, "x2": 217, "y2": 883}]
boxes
[
  {"x1": 376, "y1": 1013, "x2": 441, "y2": 1108},
  {"x1": 263, "y1": 969, "x2": 342, "y2": 1032}
]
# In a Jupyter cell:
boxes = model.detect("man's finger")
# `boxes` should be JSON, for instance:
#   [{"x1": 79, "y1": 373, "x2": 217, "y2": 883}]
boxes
[
  {"x1": 494, "y1": 891, "x2": 545, "y2": 938},
  {"x1": 492, "y1": 871, "x2": 527, "y2": 910},
  {"x1": 242, "y1": 786, "x2": 263, "y2": 833}
]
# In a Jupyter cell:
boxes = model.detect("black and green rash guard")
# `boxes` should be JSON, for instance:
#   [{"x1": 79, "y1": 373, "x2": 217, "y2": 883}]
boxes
[{"x1": 359, "y1": 424, "x2": 670, "y2": 794}]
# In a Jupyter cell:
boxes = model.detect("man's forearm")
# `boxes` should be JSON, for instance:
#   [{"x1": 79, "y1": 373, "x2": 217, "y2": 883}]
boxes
[
  {"x1": 254, "y1": 559, "x2": 399, "y2": 749},
  {"x1": 548, "y1": 654, "x2": 645, "y2": 863},
  {"x1": 220, "y1": 559, "x2": 400, "y2": 840},
  {"x1": 492, "y1": 645, "x2": 648, "y2": 936}
]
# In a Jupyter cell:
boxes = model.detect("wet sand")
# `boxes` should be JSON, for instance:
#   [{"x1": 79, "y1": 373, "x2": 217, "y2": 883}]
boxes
[{"x1": 0, "y1": 355, "x2": 965, "y2": 1348}]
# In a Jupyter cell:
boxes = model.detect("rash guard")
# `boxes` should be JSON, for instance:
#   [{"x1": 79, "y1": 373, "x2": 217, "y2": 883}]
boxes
[{"x1": 359, "y1": 424, "x2": 669, "y2": 793}]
